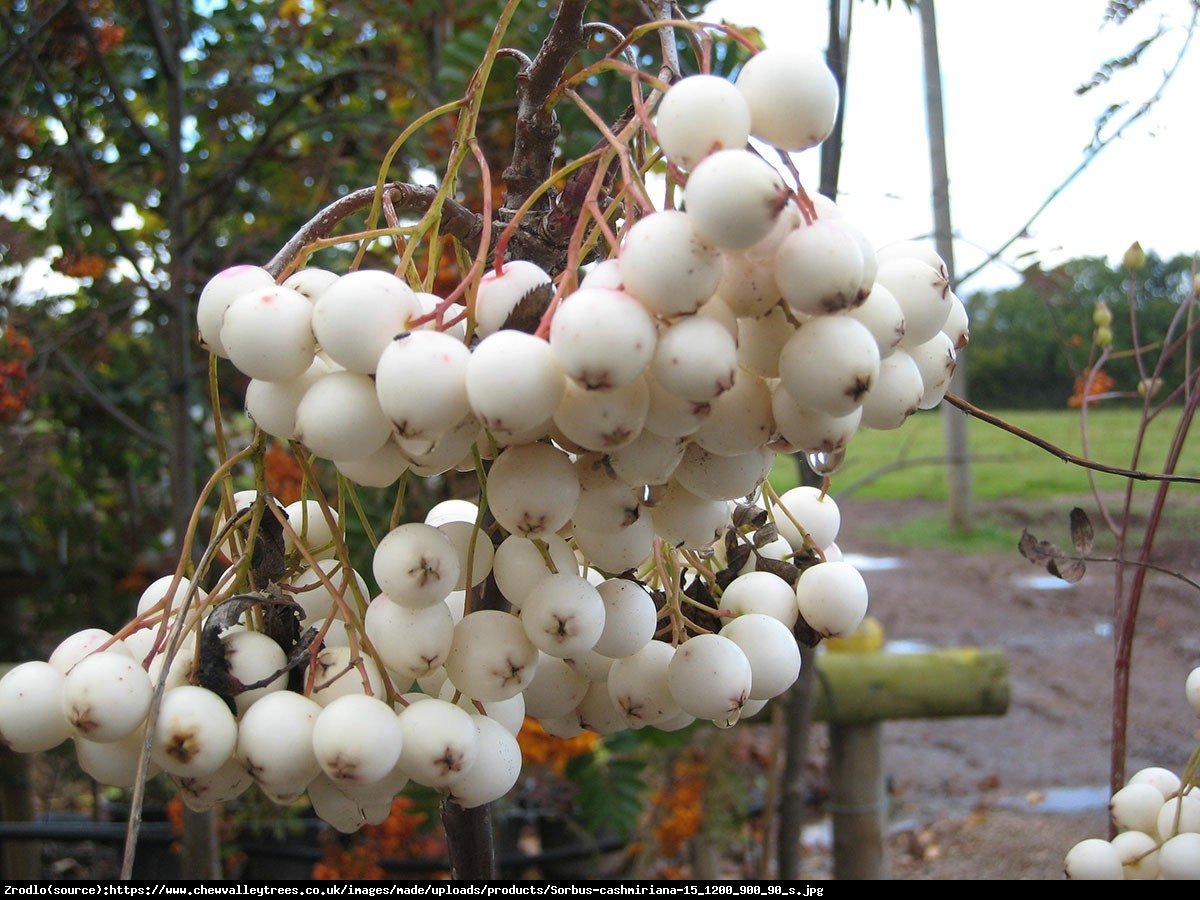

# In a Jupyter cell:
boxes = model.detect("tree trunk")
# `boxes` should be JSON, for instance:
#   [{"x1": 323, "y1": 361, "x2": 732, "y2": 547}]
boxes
[
  {"x1": 441, "y1": 801, "x2": 496, "y2": 880},
  {"x1": 918, "y1": 0, "x2": 972, "y2": 532},
  {"x1": 818, "y1": 0, "x2": 852, "y2": 201},
  {"x1": 777, "y1": 643, "x2": 817, "y2": 880},
  {"x1": 156, "y1": 0, "x2": 218, "y2": 880}
]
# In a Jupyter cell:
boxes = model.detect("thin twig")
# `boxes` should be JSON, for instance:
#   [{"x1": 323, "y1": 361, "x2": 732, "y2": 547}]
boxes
[
  {"x1": 655, "y1": 0, "x2": 682, "y2": 80},
  {"x1": 836, "y1": 451, "x2": 1016, "y2": 498},
  {"x1": 66, "y1": 0, "x2": 165, "y2": 156},
  {"x1": 957, "y1": 6, "x2": 1198, "y2": 288},
  {"x1": 0, "y1": 7, "x2": 160, "y2": 298},
  {"x1": 943, "y1": 392, "x2": 1200, "y2": 484},
  {"x1": 120, "y1": 439, "x2": 262, "y2": 879},
  {"x1": 1084, "y1": 555, "x2": 1200, "y2": 594}
]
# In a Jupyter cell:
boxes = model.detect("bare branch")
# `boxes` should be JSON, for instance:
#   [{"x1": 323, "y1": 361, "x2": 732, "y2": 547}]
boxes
[
  {"x1": 265, "y1": 183, "x2": 482, "y2": 277},
  {"x1": 958, "y1": 6, "x2": 1198, "y2": 288},
  {"x1": 943, "y1": 392, "x2": 1200, "y2": 484},
  {"x1": 178, "y1": 71, "x2": 367, "y2": 254},
  {"x1": 140, "y1": 0, "x2": 180, "y2": 81},
  {"x1": 0, "y1": 1, "x2": 71, "y2": 70},
  {"x1": 66, "y1": 0, "x2": 166, "y2": 157},
  {"x1": 837, "y1": 451, "x2": 1015, "y2": 498},
  {"x1": 655, "y1": 0, "x2": 682, "y2": 79}
]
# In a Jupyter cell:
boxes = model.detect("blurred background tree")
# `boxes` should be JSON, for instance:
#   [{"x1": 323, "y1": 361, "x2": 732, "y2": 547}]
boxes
[{"x1": 966, "y1": 253, "x2": 1194, "y2": 409}]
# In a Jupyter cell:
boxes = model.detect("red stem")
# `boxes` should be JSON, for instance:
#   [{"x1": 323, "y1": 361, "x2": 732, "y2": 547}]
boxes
[{"x1": 1109, "y1": 384, "x2": 1200, "y2": 801}]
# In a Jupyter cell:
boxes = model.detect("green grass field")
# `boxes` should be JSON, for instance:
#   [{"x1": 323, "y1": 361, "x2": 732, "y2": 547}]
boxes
[{"x1": 770, "y1": 406, "x2": 1196, "y2": 503}]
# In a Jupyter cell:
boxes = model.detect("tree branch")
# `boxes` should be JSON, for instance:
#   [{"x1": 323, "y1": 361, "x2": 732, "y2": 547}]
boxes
[
  {"x1": 140, "y1": 0, "x2": 180, "y2": 82},
  {"x1": 440, "y1": 800, "x2": 495, "y2": 879},
  {"x1": 654, "y1": 0, "x2": 682, "y2": 79},
  {"x1": 837, "y1": 451, "x2": 1016, "y2": 498},
  {"x1": 264, "y1": 183, "x2": 482, "y2": 277},
  {"x1": 501, "y1": 0, "x2": 593, "y2": 212},
  {"x1": 943, "y1": 392, "x2": 1200, "y2": 484},
  {"x1": 178, "y1": 78, "x2": 347, "y2": 255},
  {"x1": 0, "y1": 1, "x2": 71, "y2": 70},
  {"x1": 50, "y1": 351, "x2": 171, "y2": 450},
  {"x1": 957, "y1": 6, "x2": 1198, "y2": 288},
  {"x1": 66, "y1": 0, "x2": 166, "y2": 157}
]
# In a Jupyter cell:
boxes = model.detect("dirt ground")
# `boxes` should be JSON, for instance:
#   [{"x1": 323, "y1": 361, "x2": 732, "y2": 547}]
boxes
[{"x1": 815, "y1": 496, "x2": 1200, "y2": 879}]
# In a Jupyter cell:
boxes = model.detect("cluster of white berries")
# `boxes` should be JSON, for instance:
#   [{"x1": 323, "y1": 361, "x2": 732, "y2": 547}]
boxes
[
  {"x1": 0, "y1": 47, "x2": 969, "y2": 835},
  {"x1": 1063, "y1": 668, "x2": 1200, "y2": 880}
]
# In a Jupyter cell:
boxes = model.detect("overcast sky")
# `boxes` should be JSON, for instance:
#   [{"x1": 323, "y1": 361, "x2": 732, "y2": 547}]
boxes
[{"x1": 703, "y1": 0, "x2": 1200, "y2": 294}]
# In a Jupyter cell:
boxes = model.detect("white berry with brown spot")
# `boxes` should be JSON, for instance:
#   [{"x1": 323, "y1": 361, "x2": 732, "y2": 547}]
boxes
[
  {"x1": 444, "y1": 610, "x2": 539, "y2": 702},
  {"x1": 61, "y1": 652, "x2": 152, "y2": 744},
  {"x1": 0, "y1": 661, "x2": 71, "y2": 753},
  {"x1": 236, "y1": 690, "x2": 324, "y2": 795},
  {"x1": 151, "y1": 685, "x2": 238, "y2": 778},
  {"x1": 312, "y1": 694, "x2": 403, "y2": 787},
  {"x1": 396, "y1": 698, "x2": 480, "y2": 788},
  {"x1": 363, "y1": 594, "x2": 454, "y2": 682},
  {"x1": 520, "y1": 572, "x2": 606, "y2": 659},
  {"x1": 373, "y1": 522, "x2": 461, "y2": 609},
  {"x1": 487, "y1": 442, "x2": 580, "y2": 539},
  {"x1": 607, "y1": 639, "x2": 679, "y2": 729},
  {"x1": 465, "y1": 330, "x2": 563, "y2": 440},
  {"x1": 550, "y1": 287, "x2": 658, "y2": 390},
  {"x1": 651, "y1": 316, "x2": 739, "y2": 404},
  {"x1": 667, "y1": 633, "x2": 753, "y2": 724},
  {"x1": 778, "y1": 316, "x2": 881, "y2": 418},
  {"x1": 444, "y1": 714, "x2": 521, "y2": 809}
]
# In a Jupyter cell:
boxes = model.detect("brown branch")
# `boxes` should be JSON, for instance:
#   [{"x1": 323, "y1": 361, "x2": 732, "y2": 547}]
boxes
[
  {"x1": 837, "y1": 451, "x2": 1017, "y2": 498},
  {"x1": 1111, "y1": 380, "x2": 1200, "y2": 796},
  {"x1": 957, "y1": 5, "x2": 1198, "y2": 288},
  {"x1": 179, "y1": 64, "x2": 431, "y2": 253},
  {"x1": 140, "y1": 0, "x2": 180, "y2": 82},
  {"x1": 943, "y1": 392, "x2": 1200, "y2": 484},
  {"x1": 50, "y1": 351, "x2": 172, "y2": 450},
  {"x1": 66, "y1": 0, "x2": 165, "y2": 157},
  {"x1": 0, "y1": 1, "x2": 71, "y2": 70},
  {"x1": 501, "y1": 0, "x2": 593, "y2": 212},
  {"x1": 264, "y1": 183, "x2": 482, "y2": 277},
  {"x1": 440, "y1": 800, "x2": 495, "y2": 879}
]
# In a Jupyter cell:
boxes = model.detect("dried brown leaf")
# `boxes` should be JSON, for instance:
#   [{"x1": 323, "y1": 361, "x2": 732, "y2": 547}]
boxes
[
  {"x1": 499, "y1": 282, "x2": 554, "y2": 334},
  {"x1": 1069, "y1": 507, "x2": 1095, "y2": 555},
  {"x1": 1049, "y1": 557, "x2": 1087, "y2": 584},
  {"x1": 757, "y1": 556, "x2": 801, "y2": 586},
  {"x1": 753, "y1": 522, "x2": 779, "y2": 548},
  {"x1": 1018, "y1": 529, "x2": 1065, "y2": 566}
]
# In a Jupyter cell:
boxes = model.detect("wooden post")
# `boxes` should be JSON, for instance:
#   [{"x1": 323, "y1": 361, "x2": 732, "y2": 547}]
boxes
[
  {"x1": 813, "y1": 647, "x2": 1009, "y2": 724},
  {"x1": 818, "y1": 627, "x2": 1007, "y2": 880},
  {"x1": 0, "y1": 747, "x2": 38, "y2": 880},
  {"x1": 0, "y1": 664, "x2": 38, "y2": 880},
  {"x1": 829, "y1": 722, "x2": 885, "y2": 880}
]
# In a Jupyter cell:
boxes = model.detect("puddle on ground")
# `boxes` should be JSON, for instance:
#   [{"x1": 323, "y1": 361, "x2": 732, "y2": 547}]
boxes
[
  {"x1": 998, "y1": 785, "x2": 1111, "y2": 814},
  {"x1": 843, "y1": 552, "x2": 905, "y2": 572},
  {"x1": 1016, "y1": 573, "x2": 1081, "y2": 591}
]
